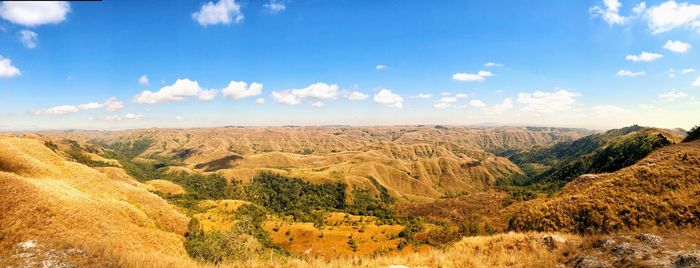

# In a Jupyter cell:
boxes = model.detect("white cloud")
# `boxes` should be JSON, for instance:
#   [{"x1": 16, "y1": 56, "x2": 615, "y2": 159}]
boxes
[
  {"x1": 272, "y1": 82, "x2": 340, "y2": 105},
  {"x1": 104, "y1": 97, "x2": 124, "y2": 112},
  {"x1": 659, "y1": 89, "x2": 688, "y2": 101},
  {"x1": 34, "y1": 97, "x2": 124, "y2": 115},
  {"x1": 616, "y1": 69, "x2": 645, "y2": 77},
  {"x1": 41, "y1": 105, "x2": 79, "y2": 115},
  {"x1": 264, "y1": 0, "x2": 286, "y2": 14},
  {"x1": 484, "y1": 62, "x2": 503, "y2": 67},
  {"x1": 590, "y1": 0, "x2": 628, "y2": 25},
  {"x1": 625, "y1": 51, "x2": 663, "y2": 62},
  {"x1": 441, "y1": 92, "x2": 452, "y2": 96},
  {"x1": 516, "y1": 89, "x2": 580, "y2": 114},
  {"x1": 132, "y1": 79, "x2": 217, "y2": 104},
  {"x1": 271, "y1": 91, "x2": 302, "y2": 105},
  {"x1": 0, "y1": 1, "x2": 70, "y2": 26},
  {"x1": 468, "y1": 99, "x2": 486, "y2": 108},
  {"x1": 455, "y1": 93, "x2": 469, "y2": 98},
  {"x1": 373, "y1": 88, "x2": 403, "y2": 108},
  {"x1": 221, "y1": 81, "x2": 263, "y2": 99},
  {"x1": 255, "y1": 98, "x2": 265, "y2": 104},
  {"x1": 77, "y1": 102, "x2": 103, "y2": 110},
  {"x1": 0, "y1": 55, "x2": 21, "y2": 78},
  {"x1": 192, "y1": 0, "x2": 243, "y2": 26},
  {"x1": 489, "y1": 98, "x2": 513, "y2": 114},
  {"x1": 105, "y1": 113, "x2": 143, "y2": 121},
  {"x1": 433, "y1": 102, "x2": 452, "y2": 109},
  {"x1": 693, "y1": 76, "x2": 700, "y2": 87},
  {"x1": 663, "y1": 40, "x2": 692, "y2": 53},
  {"x1": 346, "y1": 91, "x2": 368, "y2": 100},
  {"x1": 645, "y1": 1, "x2": 700, "y2": 34},
  {"x1": 411, "y1": 93, "x2": 432, "y2": 99},
  {"x1": 433, "y1": 97, "x2": 458, "y2": 109},
  {"x1": 197, "y1": 89, "x2": 218, "y2": 101},
  {"x1": 682, "y1": 68, "x2": 695, "y2": 74},
  {"x1": 452, "y1": 70, "x2": 493, "y2": 82},
  {"x1": 175, "y1": 116, "x2": 184, "y2": 120},
  {"x1": 375, "y1": 64, "x2": 388, "y2": 70},
  {"x1": 310, "y1": 101, "x2": 325, "y2": 108},
  {"x1": 18, "y1": 30, "x2": 37, "y2": 49},
  {"x1": 138, "y1": 75, "x2": 150, "y2": 86}
]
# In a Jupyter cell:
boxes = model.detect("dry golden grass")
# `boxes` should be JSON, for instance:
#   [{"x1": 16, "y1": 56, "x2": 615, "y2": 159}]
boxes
[
  {"x1": 0, "y1": 136, "x2": 190, "y2": 264},
  {"x1": 145, "y1": 179, "x2": 187, "y2": 195},
  {"x1": 506, "y1": 140, "x2": 700, "y2": 233}
]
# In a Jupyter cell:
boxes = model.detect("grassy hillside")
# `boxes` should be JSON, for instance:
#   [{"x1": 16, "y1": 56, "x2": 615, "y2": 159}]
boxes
[
  {"x1": 506, "y1": 140, "x2": 700, "y2": 234},
  {"x1": 498, "y1": 126, "x2": 682, "y2": 203}
]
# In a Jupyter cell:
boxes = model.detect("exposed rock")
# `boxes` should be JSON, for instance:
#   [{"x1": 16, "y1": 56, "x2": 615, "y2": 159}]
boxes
[
  {"x1": 567, "y1": 256, "x2": 610, "y2": 268},
  {"x1": 541, "y1": 234, "x2": 567, "y2": 250},
  {"x1": 5, "y1": 240, "x2": 82, "y2": 268},
  {"x1": 674, "y1": 254, "x2": 700, "y2": 267},
  {"x1": 17, "y1": 240, "x2": 38, "y2": 251},
  {"x1": 610, "y1": 242, "x2": 635, "y2": 257},
  {"x1": 592, "y1": 239, "x2": 616, "y2": 250},
  {"x1": 636, "y1": 233, "x2": 662, "y2": 247}
]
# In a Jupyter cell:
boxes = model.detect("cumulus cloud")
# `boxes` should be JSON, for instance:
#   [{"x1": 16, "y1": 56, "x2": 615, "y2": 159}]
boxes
[
  {"x1": 104, "y1": 97, "x2": 125, "y2": 112},
  {"x1": 373, "y1": 88, "x2": 403, "y2": 108},
  {"x1": 271, "y1": 82, "x2": 340, "y2": 105},
  {"x1": 310, "y1": 101, "x2": 325, "y2": 108},
  {"x1": 455, "y1": 93, "x2": 469, "y2": 98},
  {"x1": 18, "y1": 30, "x2": 37, "y2": 48},
  {"x1": 452, "y1": 71, "x2": 493, "y2": 82},
  {"x1": 105, "y1": 113, "x2": 143, "y2": 121},
  {"x1": 132, "y1": 79, "x2": 217, "y2": 104},
  {"x1": 34, "y1": 97, "x2": 124, "y2": 115},
  {"x1": 138, "y1": 75, "x2": 150, "y2": 86},
  {"x1": 663, "y1": 40, "x2": 692, "y2": 53},
  {"x1": 346, "y1": 91, "x2": 368, "y2": 100},
  {"x1": 516, "y1": 89, "x2": 580, "y2": 114},
  {"x1": 0, "y1": 55, "x2": 21, "y2": 78},
  {"x1": 192, "y1": 0, "x2": 243, "y2": 26},
  {"x1": 616, "y1": 69, "x2": 645, "y2": 77},
  {"x1": 0, "y1": 1, "x2": 70, "y2": 26},
  {"x1": 590, "y1": 0, "x2": 628, "y2": 25},
  {"x1": 221, "y1": 81, "x2": 263, "y2": 99},
  {"x1": 645, "y1": 1, "x2": 700, "y2": 34},
  {"x1": 375, "y1": 64, "x2": 388, "y2": 70},
  {"x1": 433, "y1": 97, "x2": 458, "y2": 109},
  {"x1": 484, "y1": 62, "x2": 503, "y2": 67},
  {"x1": 693, "y1": 76, "x2": 700, "y2": 87},
  {"x1": 658, "y1": 89, "x2": 688, "y2": 101},
  {"x1": 682, "y1": 68, "x2": 696, "y2": 74},
  {"x1": 175, "y1": 116, "x2": 184, "y2": 120},
  {"x1": 264, "y1": 0, "x2": 286, "y2": 14},
  {"x1": 255, "y1": 98, "x2": 265, "y2": 104},
  {"x1": 411, "y1": 93, "x2": 432, "y2": 99},
  {"x1": 625, "y1": 51, "x2": 663, "y2": 62},
  {"x1": 489, "y1": 98, "x2": 513, "y2": 114},
  {"x1": 469, "y1": 99, "x2": 486, "y2": 108}
]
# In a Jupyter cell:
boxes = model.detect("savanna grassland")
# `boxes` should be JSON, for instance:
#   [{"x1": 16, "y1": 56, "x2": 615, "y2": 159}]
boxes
[{"x1": 1, "y1": 125, "x2": 699, "y2": 267}]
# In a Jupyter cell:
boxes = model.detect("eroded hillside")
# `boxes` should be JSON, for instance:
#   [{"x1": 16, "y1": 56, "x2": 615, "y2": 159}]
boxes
[{"x1": 40, "y1": 126, "x2": 590, "y2": 201}]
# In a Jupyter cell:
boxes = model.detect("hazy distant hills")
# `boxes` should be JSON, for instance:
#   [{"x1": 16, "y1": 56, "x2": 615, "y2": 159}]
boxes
[{"x1": 37, "y1": 126, "x2": 592, "y2": 201}]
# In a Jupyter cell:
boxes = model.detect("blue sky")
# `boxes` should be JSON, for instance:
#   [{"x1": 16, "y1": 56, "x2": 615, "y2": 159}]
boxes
[{"x1": 0, "y1": 0, "x2": 699, "y2": 130}]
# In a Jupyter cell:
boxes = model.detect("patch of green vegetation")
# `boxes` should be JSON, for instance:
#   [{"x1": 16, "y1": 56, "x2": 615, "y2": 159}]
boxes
[
  {"x1": 683, "y1": 125, "x2": 700, "y2": 143},
  {"x1": 245, "y1": 172, "x2": 346, "y2": 222},
  {"x1": 43, "y1": 140, "x2": 58, "y2": 152},
  {"x1": 499, "y1": 125, "x2": 672, "y2": 204},
  {"x1": 66, "y1": 150, "x2": 114, "y2": 168}
]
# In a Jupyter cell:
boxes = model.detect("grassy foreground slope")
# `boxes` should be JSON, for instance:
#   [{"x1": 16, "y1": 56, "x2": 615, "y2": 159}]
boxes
[
  {"x1": 0, "y1": 135, "x2": 194, "y2": 266},
  {"x1": 507, "y1": 140, "x2": 700, "y2": 234}
]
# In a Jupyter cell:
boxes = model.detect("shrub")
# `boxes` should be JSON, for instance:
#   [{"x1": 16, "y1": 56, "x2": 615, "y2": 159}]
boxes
[{"x1": 683, "y1": 125, "x2": 700, "y2": 142}]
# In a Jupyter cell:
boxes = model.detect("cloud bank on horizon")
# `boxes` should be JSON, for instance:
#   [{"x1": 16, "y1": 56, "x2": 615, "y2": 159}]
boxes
[{"x1": 0, "y1": 0, "x2": 699, "y2": 130}]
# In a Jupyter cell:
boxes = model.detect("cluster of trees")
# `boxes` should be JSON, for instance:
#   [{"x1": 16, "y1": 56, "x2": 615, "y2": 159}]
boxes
[
  {"x1": 499, "y1": 126, "x2": 672, "y2": 204},
  {"x1": 684, "y1": 125, "x2": 700, "y2": 143}
]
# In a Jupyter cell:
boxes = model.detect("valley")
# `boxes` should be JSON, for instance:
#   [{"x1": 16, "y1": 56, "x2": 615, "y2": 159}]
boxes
[{"x1": 0, "y1": 125, "x2": 698, "y2": 267}]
